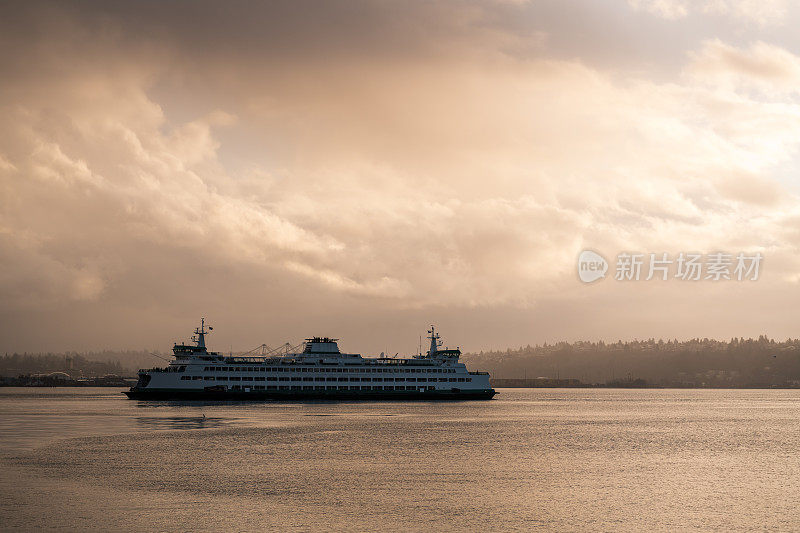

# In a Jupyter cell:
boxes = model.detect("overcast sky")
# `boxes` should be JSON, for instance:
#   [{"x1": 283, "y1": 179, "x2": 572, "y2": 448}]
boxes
[{"x1": 2, "y1": 0, "x2": 800, "y2": 354}]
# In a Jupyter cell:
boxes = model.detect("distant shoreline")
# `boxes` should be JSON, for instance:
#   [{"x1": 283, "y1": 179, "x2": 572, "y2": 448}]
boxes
[
  {"x1": 4, "y1": 383, "x2": 800, "y2": 390},
  {"x1": 0, "y1": 375, "x2": 135, "y2": 387},
  {"x1": 491, "y1": 378, "x2": 800, "y2": 389}
]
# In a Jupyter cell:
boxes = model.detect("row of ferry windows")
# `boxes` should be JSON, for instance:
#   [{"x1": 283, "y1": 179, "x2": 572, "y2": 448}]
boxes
[
  {"x1": 200, "y1": 366, "x2": 458, "y2": 374},
  {"x1": 182, "y1": 376, "x2": 472, "y2": 382},
  {"x1": 228, "y1": 386, "x2": 438, "y2": 391}
]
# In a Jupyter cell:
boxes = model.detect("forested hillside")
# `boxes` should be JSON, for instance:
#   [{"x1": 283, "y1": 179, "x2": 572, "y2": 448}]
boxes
[{"x1": 463, "y1": 336, "x2": 800, "y2": 387}]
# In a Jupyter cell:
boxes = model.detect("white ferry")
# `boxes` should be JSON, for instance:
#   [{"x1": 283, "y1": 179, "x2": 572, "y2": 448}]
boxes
[{"x1": 125, "y1": 320, "x2": 496, "y2": 401}]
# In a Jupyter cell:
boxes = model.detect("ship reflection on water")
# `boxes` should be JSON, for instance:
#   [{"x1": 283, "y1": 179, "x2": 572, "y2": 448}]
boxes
[{"x1": 135, "y1": 415, "x2": 230, "y2": 430}]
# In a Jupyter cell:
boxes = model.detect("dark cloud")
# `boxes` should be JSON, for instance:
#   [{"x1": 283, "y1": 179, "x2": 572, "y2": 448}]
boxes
[{"x1": 1, "y1": 1, "x2": 800, "y2": 353}]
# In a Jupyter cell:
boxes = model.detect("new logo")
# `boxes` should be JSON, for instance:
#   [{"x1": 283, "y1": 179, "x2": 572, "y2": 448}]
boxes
[{"x1": 578, "y1": 250, "x2": 608, "y2": 283}]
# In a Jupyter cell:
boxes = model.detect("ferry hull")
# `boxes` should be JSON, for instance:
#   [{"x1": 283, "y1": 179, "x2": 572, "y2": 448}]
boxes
[{"x1": 124, "y1": 388, "x2": 496, "y2": 401}]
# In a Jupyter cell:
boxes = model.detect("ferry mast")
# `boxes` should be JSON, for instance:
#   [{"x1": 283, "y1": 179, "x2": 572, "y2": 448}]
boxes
[
  {"x1": 428, "y1": 325, "x2": 442, "y2": 357},
  {"x1": 192, "y1": 317, "x2": 212, "y2": 349}
]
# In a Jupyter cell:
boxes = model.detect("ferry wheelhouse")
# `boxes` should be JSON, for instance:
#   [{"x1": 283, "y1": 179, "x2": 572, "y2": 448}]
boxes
[{"x1": 125, "y1": 320, "x2": 496, "y2": 401}]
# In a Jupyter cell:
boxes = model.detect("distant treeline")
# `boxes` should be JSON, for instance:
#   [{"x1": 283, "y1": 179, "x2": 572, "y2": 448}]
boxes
[
  {"x1": 0, "y1": 351, "x2": 156, "y2": 377},
  {"x1": 463, "y1": 336, "x2": 800, "y2": 387},
  {"x1": 7, "y1": 336, "x2": 800, "y2": 387},
  {"x1": 0, "y1": 374, "x2": 132, "y2": 387}
]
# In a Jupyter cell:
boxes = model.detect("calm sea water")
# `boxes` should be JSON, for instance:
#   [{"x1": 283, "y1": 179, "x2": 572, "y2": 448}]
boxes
[{"x1": 1, "y1": 387, "x2": 799, "y2": 531}]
